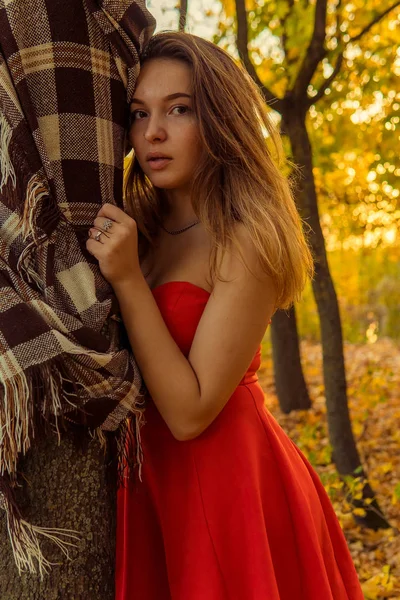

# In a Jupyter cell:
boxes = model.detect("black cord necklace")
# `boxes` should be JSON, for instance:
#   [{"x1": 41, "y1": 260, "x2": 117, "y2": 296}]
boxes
[{"x1": 161, "y1": 220, "x2": 200, "y2": 235}]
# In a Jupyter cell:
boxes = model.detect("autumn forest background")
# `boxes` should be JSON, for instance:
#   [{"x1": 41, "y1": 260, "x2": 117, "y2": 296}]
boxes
[{"x1": 151, "y1": 1, "x2": 400, "y2": 597}]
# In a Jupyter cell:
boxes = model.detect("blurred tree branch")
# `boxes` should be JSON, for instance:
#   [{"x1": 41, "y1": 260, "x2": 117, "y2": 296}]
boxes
[
  {"x1": 309, "y1": 1, "x2": 400, "y2": 105},
  {"x1": 281, "y1": 0, "x2": 296, "y2": 67},
  {"x1": 235, "y1": 0, "x2": 284, "y2": 112},
  {"x1": 293, "y1": 0, "x2": 328, "y2": 99},
  {"x1": 308, "y1": 52, "x2": 344, "y2": 105},
  {"x1": 179, "y1": 0, "x2": 188, "y2": 32},
  {"x1": 351, "y1": 1, "x2": 400, "y2": 42}
]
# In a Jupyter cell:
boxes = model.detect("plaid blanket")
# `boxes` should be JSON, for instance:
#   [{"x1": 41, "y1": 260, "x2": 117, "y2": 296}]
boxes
[{"x1": 0, "y1": 0, "x2": 155, "y2": 575}]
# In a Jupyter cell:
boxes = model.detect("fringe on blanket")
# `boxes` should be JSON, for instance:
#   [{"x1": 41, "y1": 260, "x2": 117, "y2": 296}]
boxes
[
  {"x1": 0, "y1": 362, "x2": 144, "y2": 575},
  {"x1": 0, "y1": 478, "x2": 80, "y2": 579},
  {"x1": 16, "y1": 175, "x2": 54, "y2": 290},
  {"x1": 0, "y1": 365, "x2": 68, "y2": 477},
  {"x1": 0, "y1": 363, "x2": 86, "y2": 576},
  {"x1": 0, "y1": 317, "x2": 145, "y2": 577},
  {"x1": 0, "y1": 114, "x2": 16, "y2": 192}
]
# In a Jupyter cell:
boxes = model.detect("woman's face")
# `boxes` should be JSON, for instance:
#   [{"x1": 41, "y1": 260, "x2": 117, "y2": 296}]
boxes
[{"x1": 129, "y1": 58, "x2": 202, "y2": 195}]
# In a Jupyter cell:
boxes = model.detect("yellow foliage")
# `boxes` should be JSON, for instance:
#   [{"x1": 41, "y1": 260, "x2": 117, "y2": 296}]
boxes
[
  {"x1": 381, "y1": 463, "x2": 393, "y2": 474},
  {"x1": 361, "y1": 566, "x2": 397, "y2": 599}
]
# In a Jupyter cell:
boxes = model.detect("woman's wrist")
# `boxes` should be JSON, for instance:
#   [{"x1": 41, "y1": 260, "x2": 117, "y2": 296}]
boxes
[{"x1": 112, "y1": 271, "x2": 148, "y2": 299}]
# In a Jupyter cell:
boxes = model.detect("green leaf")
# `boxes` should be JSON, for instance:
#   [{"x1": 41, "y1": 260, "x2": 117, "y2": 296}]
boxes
[{"x1": 394, "y1": 483, "x2": 400, "y2": 500}]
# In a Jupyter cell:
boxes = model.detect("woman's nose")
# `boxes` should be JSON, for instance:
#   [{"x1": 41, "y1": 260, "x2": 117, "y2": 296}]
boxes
[{"x1": 144, "y1": 117, "x2": 167, "y2": 143}]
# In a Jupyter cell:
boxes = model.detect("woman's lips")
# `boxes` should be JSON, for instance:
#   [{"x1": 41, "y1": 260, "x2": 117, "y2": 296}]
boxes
[{"x1": 147, "y1": 157, "x2": 172, "y2": 170}]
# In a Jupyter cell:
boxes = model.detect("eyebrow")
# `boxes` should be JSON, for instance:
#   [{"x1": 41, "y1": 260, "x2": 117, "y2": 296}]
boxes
[{"x1": 131, "y1": 92, "x2": 192, "y2": 105}]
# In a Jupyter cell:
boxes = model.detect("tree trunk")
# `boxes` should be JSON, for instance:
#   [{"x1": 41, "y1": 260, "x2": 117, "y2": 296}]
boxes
[
  {"x1": 0, "y1": 432, "x2": 116, "y2": 598},
  {"x1": 271, "y1": 306, "x2": 311, "y2": 413},
  {"x1": 283, "y1": 109, "x2": 389, "y2": 528}
]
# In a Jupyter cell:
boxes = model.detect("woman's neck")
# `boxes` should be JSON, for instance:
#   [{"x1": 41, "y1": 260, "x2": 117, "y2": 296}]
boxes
[{"x1": 163, "y1": 189, "x2": 197, "y2": 229}]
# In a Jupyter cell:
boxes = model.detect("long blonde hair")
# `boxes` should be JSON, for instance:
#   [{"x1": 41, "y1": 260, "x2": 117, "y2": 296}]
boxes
[{"x1": 124, "y1": 32, "x2": 313, "y2": 309}]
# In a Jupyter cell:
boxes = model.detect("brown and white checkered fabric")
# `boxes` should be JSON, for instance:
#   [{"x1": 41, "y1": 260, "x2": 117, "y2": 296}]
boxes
[{"x1": 0, "y1": 0, "x2": 155, "y2": 571}]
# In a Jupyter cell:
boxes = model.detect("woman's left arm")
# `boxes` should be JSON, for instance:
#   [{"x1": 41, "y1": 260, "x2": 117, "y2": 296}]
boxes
[{"x1": 87, "y1": 204, "x2": 276, "y2": 441}]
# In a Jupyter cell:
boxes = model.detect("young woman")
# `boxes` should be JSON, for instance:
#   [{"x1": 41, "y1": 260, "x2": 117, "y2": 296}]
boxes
[{"x1": 87, "y1": 32, "x2": 364, "y2": 600}]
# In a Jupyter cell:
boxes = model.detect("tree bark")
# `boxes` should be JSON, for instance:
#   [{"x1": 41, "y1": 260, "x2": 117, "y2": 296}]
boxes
[
  {"x1": 271, "y1": 307, "x2": 311, "y2": 413},
  {"x1": 0, "y1": 432, "x2": 116, "y2": 599}
]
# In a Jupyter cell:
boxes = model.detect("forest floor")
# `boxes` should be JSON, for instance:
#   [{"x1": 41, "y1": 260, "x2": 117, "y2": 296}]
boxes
[{"x1": 259, "y1": 337, "x2": 400, "y2": 600}]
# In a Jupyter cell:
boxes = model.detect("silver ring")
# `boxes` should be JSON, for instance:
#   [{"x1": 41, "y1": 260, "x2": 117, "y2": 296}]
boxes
[
  {"x1": 94, "y1": 230, "x2": 102, "y2": 242},
  {"x1": 103, "y1": 218, "x2": 113, "y2": 232}
]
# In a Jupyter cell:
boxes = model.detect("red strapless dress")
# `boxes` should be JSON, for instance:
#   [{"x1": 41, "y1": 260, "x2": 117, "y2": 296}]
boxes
[{"x1": 116, "y1": 281, "x2": 363, "y2": 600}]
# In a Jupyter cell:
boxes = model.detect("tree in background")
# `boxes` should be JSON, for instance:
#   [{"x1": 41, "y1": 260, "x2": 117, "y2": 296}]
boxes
[{"x1": 209, "y1": 0, "x2": 400, "y2": 528}]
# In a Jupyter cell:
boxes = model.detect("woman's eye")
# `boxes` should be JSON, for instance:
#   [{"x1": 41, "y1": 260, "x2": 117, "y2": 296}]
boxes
[
  {"x1": 131, "y1": 110, "x2": 147, "y2": 121},
  {"x1": 171, "y1": 105, "x2": 190, "y2": 115}
]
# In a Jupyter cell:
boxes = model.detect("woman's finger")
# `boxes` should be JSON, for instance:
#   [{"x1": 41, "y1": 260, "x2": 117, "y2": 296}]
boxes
[
  {"x1": 88, "y1": 228, "x2": 107, "y2": 244},
  {"x1": 97, "y1": 203, "x2": 127, "y2": 223},
  {"x1": 86, "y1": 236, "x2": 105, "y2": 257},
  {"x1": 93, "y1": 217, "x2": 115, "y2": 234}
]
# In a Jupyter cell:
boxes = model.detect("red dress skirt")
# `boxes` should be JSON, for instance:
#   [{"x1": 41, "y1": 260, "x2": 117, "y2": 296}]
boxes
[{"x1": 116, "y1": 281, "x2": 364, "y2": 600}]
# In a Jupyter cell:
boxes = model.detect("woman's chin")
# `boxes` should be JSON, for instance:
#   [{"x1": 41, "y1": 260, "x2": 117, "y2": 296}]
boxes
[{"x1": 147, "y1": 176, "x2": 187, "y2": 191}]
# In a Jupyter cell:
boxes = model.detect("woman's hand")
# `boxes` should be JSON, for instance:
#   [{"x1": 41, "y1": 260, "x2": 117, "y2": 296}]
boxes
[{"x1": 86, "y1": 203, "x2": 142, "y2": 287}]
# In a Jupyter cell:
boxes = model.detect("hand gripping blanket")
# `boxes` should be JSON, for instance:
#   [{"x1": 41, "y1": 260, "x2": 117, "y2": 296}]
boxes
[{"x1": 0, "y1": 0, "x2": 155, "y2": 575}]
